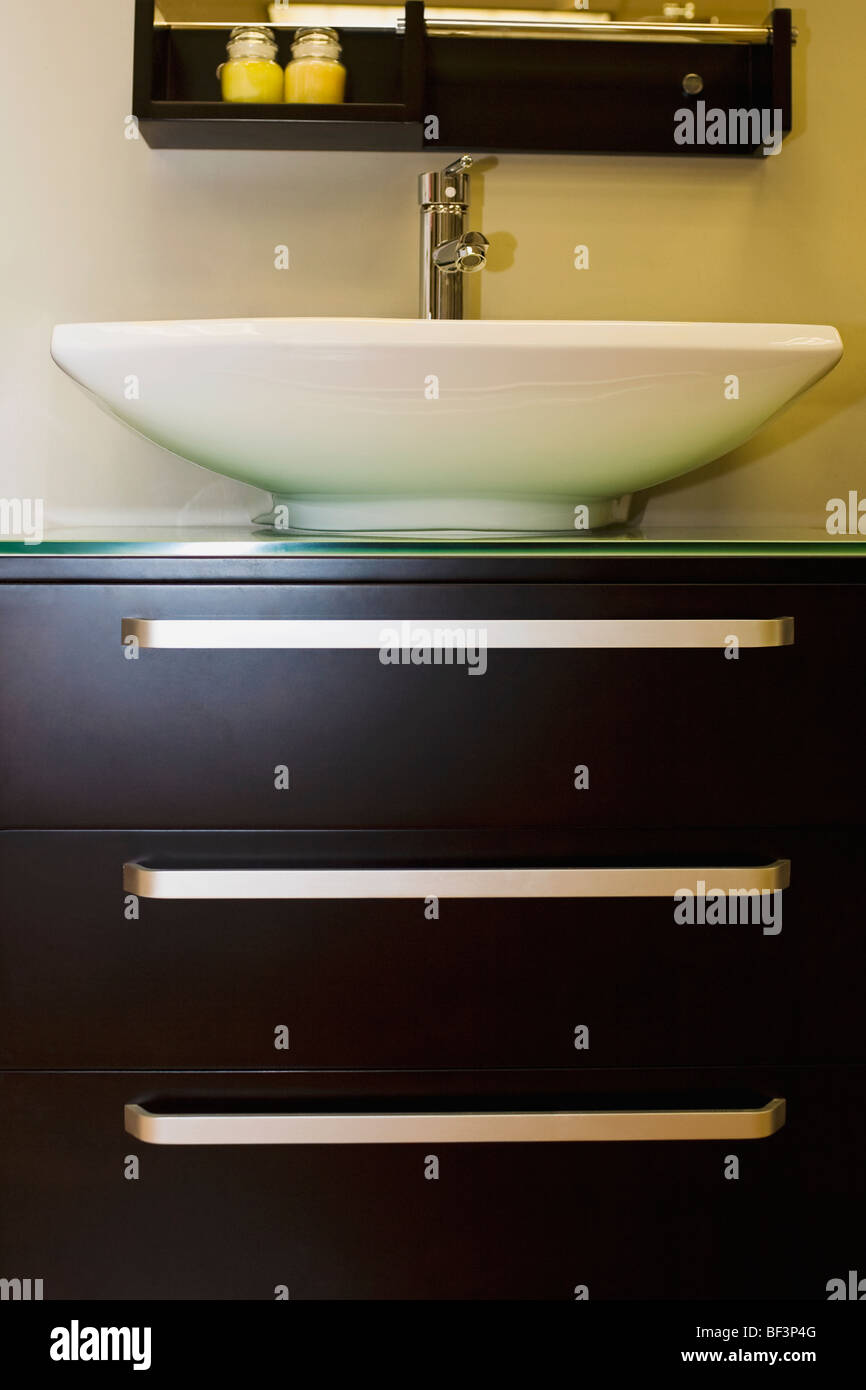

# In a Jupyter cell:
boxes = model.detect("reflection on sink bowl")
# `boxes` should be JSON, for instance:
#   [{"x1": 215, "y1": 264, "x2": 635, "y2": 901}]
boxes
[{"x1": 50, "y1": 318, "x2": 843, "y2": 533}]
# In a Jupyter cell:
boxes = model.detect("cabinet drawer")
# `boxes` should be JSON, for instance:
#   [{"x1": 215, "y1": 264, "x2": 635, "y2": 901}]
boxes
[
  {"x1": 1, "y1": 828, "x2": 861, "y2": 1070},
  {"x1": 1, "y1": 1066, "x2": 862, "y2": 1300},
  {"x1": 0, "y1": 583, "x2": 862, "y2": 830}
]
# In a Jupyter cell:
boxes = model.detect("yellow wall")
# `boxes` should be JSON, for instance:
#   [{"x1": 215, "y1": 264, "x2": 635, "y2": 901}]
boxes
[{"x1": 1, "y1": 1, "x2": 862, "y2": 528}]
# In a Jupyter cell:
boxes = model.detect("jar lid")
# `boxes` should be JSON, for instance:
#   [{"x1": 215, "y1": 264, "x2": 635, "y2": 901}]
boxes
[
  {"x1": 291, "y1": 26, "x2": 342, "y2": 60},
  {"x1": 225, "y1": 24, "x2": 279, "y2": 61}
]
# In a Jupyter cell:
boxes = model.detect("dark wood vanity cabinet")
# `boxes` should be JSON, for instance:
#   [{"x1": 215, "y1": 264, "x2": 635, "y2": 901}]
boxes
[{"x1": 0, "y1": 549, "x2": 862, "y2": 1302}]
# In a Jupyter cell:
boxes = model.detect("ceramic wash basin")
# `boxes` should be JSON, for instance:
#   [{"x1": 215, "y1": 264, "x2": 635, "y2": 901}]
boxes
[{"x1": 50, "y1": 318, "x2": 842, "y2": 533}]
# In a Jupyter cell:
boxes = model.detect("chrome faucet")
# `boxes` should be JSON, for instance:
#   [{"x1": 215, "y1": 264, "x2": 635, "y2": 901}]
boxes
[{"x1": 418, "y1": 155, "x2": 489, "y2": 320}]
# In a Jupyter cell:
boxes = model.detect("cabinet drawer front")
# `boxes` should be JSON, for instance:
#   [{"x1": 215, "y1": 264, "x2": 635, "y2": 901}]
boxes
[
  {"x1": 1, "y1": 829, "x2": 859, "y2": 1071},
  {"x1": 1, "y1": 583, "x2": 860, "y2": 830},
  {"x1": 1, "y1": 1067, "x2": 862, "y2": 1300}
]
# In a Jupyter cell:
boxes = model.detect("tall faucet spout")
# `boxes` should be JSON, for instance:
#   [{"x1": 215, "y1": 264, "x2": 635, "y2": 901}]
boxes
[
  {"x1": 418, "y1": 154, "x2": 488, "y2": 320},
  {"x1": 433, "y1": 230, "x2": 489, "y2": 273}
]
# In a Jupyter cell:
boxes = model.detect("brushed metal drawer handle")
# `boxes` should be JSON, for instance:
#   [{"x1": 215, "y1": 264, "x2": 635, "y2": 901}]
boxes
[
  {"x1": 121, "y1": 617, "x2": 794, "y2": 650},
  {"x1": 123, "y1": 861, "x2": 791, "y2": 900},
  {"x1": 124, "y1": 1099, "x2": 786, "y2": 1145}
]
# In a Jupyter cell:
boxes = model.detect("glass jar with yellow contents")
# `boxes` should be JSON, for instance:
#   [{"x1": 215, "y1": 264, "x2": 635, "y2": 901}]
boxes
[
  {"x1": 218, "y1": 25, "x2": 283, "y2": 104},
  {"x1": 285, "y1": 27, "x2": 346, "y2": 105}
]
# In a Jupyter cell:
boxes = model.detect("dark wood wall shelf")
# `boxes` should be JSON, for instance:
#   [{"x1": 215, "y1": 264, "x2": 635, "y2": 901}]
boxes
[{"x1": 133, "y1": 1, "x2": 794, "y2": 155}]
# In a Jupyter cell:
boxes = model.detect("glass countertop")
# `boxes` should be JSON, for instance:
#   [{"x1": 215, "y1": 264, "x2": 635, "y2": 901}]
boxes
[{"x1": 0, "y1": 526, "x2": 864, "y2": 558}]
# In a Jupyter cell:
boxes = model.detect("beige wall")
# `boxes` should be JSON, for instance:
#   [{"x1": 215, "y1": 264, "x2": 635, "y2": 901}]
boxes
[{"x1": 1, "y1": 0, "x2": 863, "y2": 529}]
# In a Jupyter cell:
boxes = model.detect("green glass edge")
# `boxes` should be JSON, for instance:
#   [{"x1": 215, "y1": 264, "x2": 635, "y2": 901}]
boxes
[{"x1": 1, "y1": 540, "x2": 865, "y2": 558}]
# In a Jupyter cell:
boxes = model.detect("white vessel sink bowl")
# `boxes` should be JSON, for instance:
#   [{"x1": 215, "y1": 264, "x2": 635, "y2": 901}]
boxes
[{"x1": 51, "y1": 318, "x2": 843, "y2": 533}]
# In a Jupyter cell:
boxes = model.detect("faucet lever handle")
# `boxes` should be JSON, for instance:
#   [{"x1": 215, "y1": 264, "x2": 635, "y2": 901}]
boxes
[
  {"x1": 419, "y1": 154, "x2": 475, "y2": 208},
  {"x1": 442, "y1": 155, "x2": 473, "y2": 175}
]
